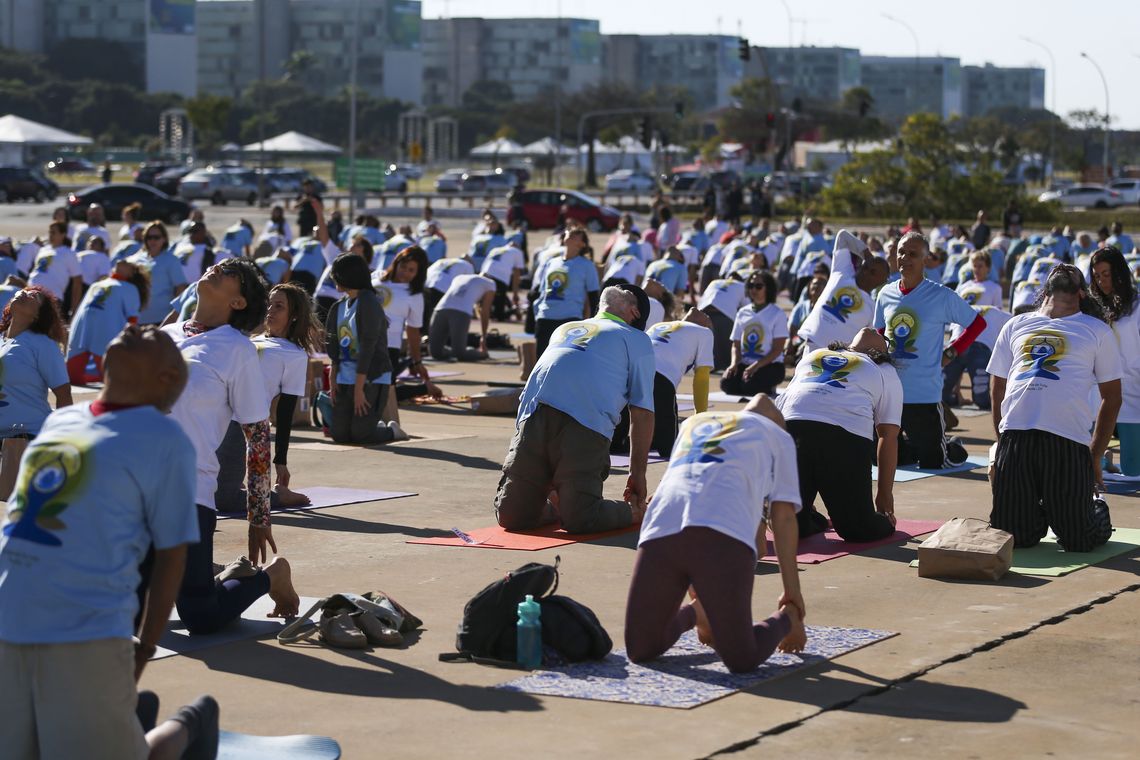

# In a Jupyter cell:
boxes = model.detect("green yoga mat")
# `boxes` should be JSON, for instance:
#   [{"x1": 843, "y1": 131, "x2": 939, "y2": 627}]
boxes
[{"x1": 910, "y1": 527, "x2": 1140, "y2": 577}]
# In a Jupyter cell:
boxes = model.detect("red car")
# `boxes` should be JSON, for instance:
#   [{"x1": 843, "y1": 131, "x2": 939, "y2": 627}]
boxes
[{"x1": 515, "y1": 189, "x2": 621, "y2": 232}]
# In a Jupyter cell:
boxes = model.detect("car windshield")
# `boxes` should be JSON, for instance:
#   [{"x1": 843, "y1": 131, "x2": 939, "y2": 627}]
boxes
[{"x1": 570, "y1": 192, "x2": 600, "y2": 206}]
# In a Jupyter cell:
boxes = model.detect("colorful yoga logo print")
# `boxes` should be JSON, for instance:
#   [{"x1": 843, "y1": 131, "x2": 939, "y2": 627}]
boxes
[
  {"x1": 1015, "y1": 330, "x2": 1066, "y2": 381},
  {"x1": 741, "y1": 321, "x2": 765, "y2": 359},
  {"x1": 887, "y1": 309, "x2": 919, "y2": 359},
  {"x1": 337, "y1": 321, "x2": 356, "y2": 363},
  {"x1": 958, "y1": 285, "x2": 983, "y2": 306},
  {"x1": 648, "y1": 321, "x2": 683, "y2": 344},
  {"x1": 375, "y1": 284, "x2": 393, "y2": 310},
  {"x1": 34, "y1": 253, "x2": 53, "y2": 273},
  {"x1": 87, "y1": 281, "x2": 113, "y2": 311},
  {"x1": 822, "y1": 286, "x2": 862, "y2": 322},
  {"x1": 552, "y1": 321, "x2": 600, "y2": 351},
  {"x1": 676, "y1": 413, "x2": 740, "y2": 464},
  {"x1": 805, "y1": 350, "x2": 859, "y2": 388},
  {"x1": 3, "y1": 439, "x2": 88, "y2": 547},
  {"x1": 545, "y1": 268, "x2": 570, "y2": 300}
]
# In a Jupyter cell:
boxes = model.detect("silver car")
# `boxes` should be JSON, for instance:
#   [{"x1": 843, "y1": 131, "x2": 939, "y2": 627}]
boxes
[{"x1": 179, "y1": 169, "x2": 262, "y2": 205}]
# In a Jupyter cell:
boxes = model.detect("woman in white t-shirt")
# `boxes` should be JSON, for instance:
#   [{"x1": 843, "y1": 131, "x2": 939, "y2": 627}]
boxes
[
  {"x1": 777, "y1": 328, "x2": 903, "y2": 542},
  {"x1": 376, "y1": 246, "x2": 442, "y2": 424},
  {"x1": 955, "y1": 250, "x2": 1003, "y2": 308},
  {"x1": 722, "y1": 270, "x2": 788, "y2": 397},
  {"x1": 625, "y1": 396, "x2": 806, "y2": 673},
  {"x1": 1090, "y1": 247, "x2": 1140, "y2": 475},
  {"x1": 161, "y1": 258, "x2": 300, "y2": 633}
]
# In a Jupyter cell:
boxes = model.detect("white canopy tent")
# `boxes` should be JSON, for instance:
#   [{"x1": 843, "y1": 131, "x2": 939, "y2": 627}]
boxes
[
  {"x1": 519, "y1": 137, "x2": 575, "y2": 157},
  {"x1": 0, "y1": 114, "x2": 92, "y2": 166},
  {"x1": 469, "y1": 137, "x2": 523, "y2": 158},
  {"x1": 579, "y1": 136, "x2": 653, "y2": 174},
  {"x1": 242, "y1": 131, "x2": 342, "y2": 155}
]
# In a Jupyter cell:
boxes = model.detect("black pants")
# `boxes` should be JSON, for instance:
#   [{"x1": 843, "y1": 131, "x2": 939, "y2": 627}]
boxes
[
  {"x1": 330, "y1": 382, "x2": 395, "y2": 445},
  {"x1": 535, "y1": 317, "x2": 577, "y2": 358},
  {"x1": 701, "y1": 306, "x2": 734, "y2": 371},
  {"x1": 491, "y1": 278, "x2": 513, "y2": 321},
  {"x1": 611, "y1": 373, "x2": 678, "y2": 457},
  {"x1": 786, "y1": 420, "x2": 895, "y2": 542},
  {"x1": 991, "y1": 429, "x2": 1112, "y2": 551},
  {"x1": 422, "y1": 287, "x2": 444, "y2": 333},
  {"x1": 898, "y1": 402, "x2": 963, "y2": 469},
  {"x1": 720, "y1": 361, "x2": 785, "y2": 397}
]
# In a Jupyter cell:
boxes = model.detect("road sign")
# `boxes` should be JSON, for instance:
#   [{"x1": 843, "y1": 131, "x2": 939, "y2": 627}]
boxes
[
  {"x1": 334, "y1": 157, "x2": 387, "y2": 191},
  {"x1": 409, "y1": 141, "x2": 423, "y2": 162}
]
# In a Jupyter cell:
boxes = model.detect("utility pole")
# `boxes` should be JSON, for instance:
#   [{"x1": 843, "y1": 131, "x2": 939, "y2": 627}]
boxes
[
  {"x1": 348, "y1": 0, "x2": 361, "y2": 216},
  {"x1": 1021, "y1": 37, "x2": 1057, "y2": 185},
  {"x1": 1080, "y1": 52, "x2": 1111, "y2": 183},
  {"x1": 256, "y1": 0, "x2": 266, "y2": 205}
]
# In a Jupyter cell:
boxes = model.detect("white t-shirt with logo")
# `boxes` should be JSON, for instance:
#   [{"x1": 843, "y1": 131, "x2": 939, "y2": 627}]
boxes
[
  {"x1": 639, "y1": 410, "x2": 802, "y2": 555},
  {"x1": 697, "y1": 278, "x2": 747, "y2": 317},
  {"x1": 480, "y1": 244, "x2": 525, "y2": 286},
  {"x1": 1109, "y1": 307, "x2": 1140, "y2": 424},
  {"x1": 28, "y1": 245, "x2": 81, "y2": 299},
  {"x1": 730, "y1": 302, "x2": 789, "y2": 361},
  {"x1": 646, "y1": 321, "x2": 715, "y2": 389},
  {"x1": 372, "y1": 280, "x2": 424, "y2": 348},
  {"x1": 76, "y1": 251, "x2": 112, "y2": 286},
  {"x1": 425, "y1": 257, "x2": 475, "y2": 292},
  {"x1": 251, "y1": 335, "x2": 309, "y2": 401},
  {"x1": 987, "y1": 311, "x2": 1123, "y2": 445},
  {"x1": 777, "y1": 349, "x2": 904, "y2": 440},
  {"x1": 645, "y1": 297, "x2": 665, "y2": 330},
  {"x1": 436, "y1": 274, "x2": 496, "y2": 315},
  {"x1": 797, "y1": 247, "x2": 872, "y2": 351},
  {"x1": 956, "y1": 279, "x2": 1003, "y2": 308},
  {"x1": 603, "y1": 253, "x2": 646, "y2": 284}
]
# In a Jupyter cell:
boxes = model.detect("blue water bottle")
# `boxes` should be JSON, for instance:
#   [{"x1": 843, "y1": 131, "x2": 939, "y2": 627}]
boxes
[{"x1": 516, "y1": 594, "x2": 543, "y2": 669}]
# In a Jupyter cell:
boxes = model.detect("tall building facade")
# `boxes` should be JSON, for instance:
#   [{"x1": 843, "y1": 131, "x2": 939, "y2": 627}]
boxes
[
  {"x1": 422, "y1": 17, "x2": 602, "y2": 107},
  {"x1": 603, "y1": 35, "x2": 743, "y2": 112},
  {"x1": 860, "y1": 56, "x2": 962, "y2": 121},
  {"x1": 746, "y1": 46, "x2": 861, "y2": 107},
  {"x1": 962, "y1": 64, "x2": 1045, "y2": 118}
]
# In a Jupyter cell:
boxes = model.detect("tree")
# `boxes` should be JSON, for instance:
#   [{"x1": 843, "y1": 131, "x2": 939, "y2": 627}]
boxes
[
  {"x1": 186, "y1": 94, "x2": 233, "y2": 153},
  {"x1": 717, "y1": 77, "x2": 779, "y2": 150},
  {"x1": 282, "y1": 50, "x2": 320, "y2": 91}
]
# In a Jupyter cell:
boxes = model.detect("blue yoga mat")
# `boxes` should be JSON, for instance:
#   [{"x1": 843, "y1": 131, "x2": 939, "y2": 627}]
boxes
[
  {"x1": 496, "y1": 626, "x2": 896, "y2": 709},
  {"x1": 873, "y1": 455, "x2": 989, "y2": 483},
  {"x1": 219, "y1": 730, "x2": 340, "y2": 759}
]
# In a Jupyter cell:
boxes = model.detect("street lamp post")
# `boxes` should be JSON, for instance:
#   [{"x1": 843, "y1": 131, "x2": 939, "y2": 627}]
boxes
[
  {"x1": 1080, "y1": 52, "x2": 1110, "y2": 182},
  {"x1": 1021, "y1": 36, "x2": 1056, "y2": 184},
  {"x1": 882, "y1": 14, "x2": 920, "y2": 114},
  {"x1": 347, "y1": 0, "x2": 361, "y2": 217}
]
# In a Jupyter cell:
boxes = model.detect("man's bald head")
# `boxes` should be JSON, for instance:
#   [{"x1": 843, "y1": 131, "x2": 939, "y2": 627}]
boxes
[{"x1": 103, "y1": 325, "x2": 188, "y2": 412}]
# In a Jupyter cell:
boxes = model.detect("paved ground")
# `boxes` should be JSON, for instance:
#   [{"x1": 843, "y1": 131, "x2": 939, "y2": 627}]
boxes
[{"x1": 3, "y1": 202, "x2": 1138, "y2": 758}]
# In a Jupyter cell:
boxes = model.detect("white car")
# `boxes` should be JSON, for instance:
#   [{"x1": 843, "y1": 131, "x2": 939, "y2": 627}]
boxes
[
  {"x1": 1037, "y1": 184, "x2": 1123, "y2": 210},
  {"x1": 1108, "y1": 179, "x2": 1140, "y2": 206},
  {"x1": 434, "y1": 168, "x2": 466, "y2": 193},
  {"x1": 391, "y1": 163, "x2": 423, "y2": 180},
  {"x1": 604, "y1": 170, "x2": 658, "y2": 193}
]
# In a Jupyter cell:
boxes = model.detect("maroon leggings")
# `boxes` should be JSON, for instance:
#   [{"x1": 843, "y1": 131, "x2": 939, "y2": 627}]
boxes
[{"x1": 624, "y1": 526, "x2": 791, "y2": 673}]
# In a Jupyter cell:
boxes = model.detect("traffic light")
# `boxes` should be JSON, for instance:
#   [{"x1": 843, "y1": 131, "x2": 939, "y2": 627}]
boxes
[
  {"x1": 640, "y1": 117, "x2": 652, "y2": 147},
  {"x1": 738, "y1": 38, "x2": 750, "y2": 61},
  {"x1": 792, "y1": 97, "x2": 803, "y2": 114},
  {"x1": 674, "y1": 101, "x2": 685, "y2": 120},
  {"x1": 765, "y1": 112, "x2": 776, "y2": 128}
]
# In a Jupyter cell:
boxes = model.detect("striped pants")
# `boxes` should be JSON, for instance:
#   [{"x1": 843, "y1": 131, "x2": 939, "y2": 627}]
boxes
[{"x1": 990, "y1": 429, "x2": 1112, "y2": 552}]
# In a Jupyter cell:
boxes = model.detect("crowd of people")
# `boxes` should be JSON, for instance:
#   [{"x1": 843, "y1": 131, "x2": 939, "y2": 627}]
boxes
[{"x1": 1, "y1": 187, "x2": 1137, "y2": 756}]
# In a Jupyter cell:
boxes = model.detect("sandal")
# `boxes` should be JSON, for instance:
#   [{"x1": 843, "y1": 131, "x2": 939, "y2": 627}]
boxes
[{"x1": 319, "y1": 611, "x2": 368, "y2": 649}]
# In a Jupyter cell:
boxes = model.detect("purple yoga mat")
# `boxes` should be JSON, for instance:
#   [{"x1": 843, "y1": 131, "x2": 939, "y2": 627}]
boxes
[
  {"x1": 609, "y1": 453, "x2": 669, "y2": 468},
  {"x1": 215, "y1": 487, "x2": 415, "y2": 520}
]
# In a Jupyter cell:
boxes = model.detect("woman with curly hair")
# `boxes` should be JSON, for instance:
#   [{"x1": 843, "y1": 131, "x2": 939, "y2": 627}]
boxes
[
  {"x1": 0, "y1": 285, "x2": 72, "y2": 495},
  {"x1": 1090, "y1": 247, "x2": 1140, "y2": 475}
]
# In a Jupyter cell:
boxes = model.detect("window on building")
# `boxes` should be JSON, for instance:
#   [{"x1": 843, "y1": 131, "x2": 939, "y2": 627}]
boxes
[
  {"x1": 77, "y1": 6, "x2": 90, "y2": 21},
  {"x1": 229, "y1": 24, "x2": 241, "y2": 39}
]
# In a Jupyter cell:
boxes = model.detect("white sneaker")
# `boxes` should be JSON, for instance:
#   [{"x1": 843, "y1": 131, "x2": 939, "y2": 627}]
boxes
[{"x1": 387, "y1": 421, "x2": 410, "y2": 441}]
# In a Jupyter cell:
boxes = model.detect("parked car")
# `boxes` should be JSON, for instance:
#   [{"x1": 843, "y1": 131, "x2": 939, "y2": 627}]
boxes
[
  {"x1": 153, "y1": 166, "x2": 196, "y2": 197},
  {"x1": 461, "y1": 169, "x2": 518, "y2": 194},
  {"x1": 669, "y1": 171, "x2": 708, "y2": 192},
  {"x1": 384, "y1": 168, "x2": 409, "y2": 193},
  {"x1": 1108, "y1": 178, "x2": 1140, "y2": 206},
  {"x1": 604, "y1": 169, "x2": 658, "y2": 193},
  {"x1": 45, "y1": 157, "x2": 96, "y2": 174},
  {"x1": 67, "y1": 184, "x2": 193, "y2": 223},
  {"x1": 179, "y1": 168, "x2": 263, "y2": 205},
  {"x1": 257, "y1": 168, "x2": 329, "y2": 196},
  {"x1": 0, "y1": 166, "x2": 57, "y2": 202},
  {"x1": 134, "y1": 161, "x2": 183, "y2": 187},
  {"x1": 391, "y1": 163, "x2": 422, "y2": 179},
  {"x1": 516, "y1": 189, "x2": 621, "y2": 231},
  {"x1": 434, "y1": 168, "x2": 466, "y2": 193},
  {"x1": 1037, "y1": 185, "x2": 1123, "y2": 209}
]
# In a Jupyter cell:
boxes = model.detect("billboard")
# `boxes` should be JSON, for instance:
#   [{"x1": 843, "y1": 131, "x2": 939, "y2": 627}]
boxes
[
  {"x1": 149, "y1": 0, "x2": 195, "y2": 35},
  {"x1": 569, "y1": 19, "x2": 601, "y2": 64},
  {"x1": 387, "y1": 0, "x2": 422, "y2": 50}
]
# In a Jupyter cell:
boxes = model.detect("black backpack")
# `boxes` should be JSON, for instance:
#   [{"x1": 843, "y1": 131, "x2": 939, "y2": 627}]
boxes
[{"x1": 439, "y1": 557, "x2": 612, "y2": 667}]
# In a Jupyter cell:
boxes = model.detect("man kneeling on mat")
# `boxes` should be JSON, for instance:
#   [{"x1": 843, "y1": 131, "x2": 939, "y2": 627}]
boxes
[
  {"x1": 0, "y1": 325, "x2": 220, "y2": 759},
  {"x1": 776, "y1": 328, "x2": 903, "y2": 541},
  {"x1": 625, "y1": 396, "x2": 807, "y2": 673}
]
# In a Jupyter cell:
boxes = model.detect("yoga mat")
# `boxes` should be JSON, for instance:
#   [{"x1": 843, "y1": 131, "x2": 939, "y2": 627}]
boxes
[
  {"x1": 215, "y1": 487, "x2": 415, "y2": 520},
  {"x1": 678, "y1": 401, "x2": 695, "y2": 413},
  {"x1": 509, "y1": 332, "x2": 534, "y2": 340},
  {"x1": 496, "y1": 627, "x2": 897, "y2": 709},
  {"x1": 677, "y1": 391, "x2": 752, "y2": 404},
  {"x1": 953, "y1": 405, "x2": 991, "y2": 418},
  {"x1": 219, "y1": 731, "x2": 341, "y2": 760},
  {"x1": 398, "y1": 368, "x2": 464, "y2": 380},
  {"x1": 873, "y1": 455, "x2": 988, "y2": 483},
  {"x1": 153, "y1": 595, "x2": 320, "y2": 660},
  {"x1": 406, "y1": 523, "x2": 638, "y2": 550},
  {"x1": 761, "y1": 519, "x2": 942, "y2": 564},
  {"x1": 1102, "y1": 472, "x2": 1140, "y2": 494},
  {"x1": 610, "y1": 452, "x2": 669, "y2": 467},
  {"x1": 911, "y1": 527, "x2": 1140, "y2": 577}
]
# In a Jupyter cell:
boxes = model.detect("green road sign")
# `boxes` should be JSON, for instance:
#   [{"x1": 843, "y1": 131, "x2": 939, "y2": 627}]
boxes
[{"x1": 334, "y1": 158, "x2": 387, "y2": 191}]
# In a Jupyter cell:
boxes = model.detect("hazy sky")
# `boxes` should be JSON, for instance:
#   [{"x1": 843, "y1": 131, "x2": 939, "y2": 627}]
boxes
[{"x1": 421, "y1": 0, "x2": 1140, "y2": 129}]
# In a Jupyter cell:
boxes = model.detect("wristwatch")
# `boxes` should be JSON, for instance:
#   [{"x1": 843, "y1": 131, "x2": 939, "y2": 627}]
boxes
[{"x1": 942, "y1": 346, "x2": 958, "y2": 362}]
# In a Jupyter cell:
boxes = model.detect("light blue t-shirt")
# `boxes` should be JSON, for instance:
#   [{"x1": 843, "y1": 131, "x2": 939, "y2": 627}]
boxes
[
  {"x1": 291, "y1": 240, "x2": 327, "y2": 281},
  {"x1": 685, "y1": 229, "x2": 709, "y2": 254},
  {"x1": 376, "y1": 235, "x2": 414, "y2": 272},
  {"x1": 256, "y1": 256, "x2": 289, "y2": 285},
  {"x1": 134, "y1": 249, "x2": 188, "y2": 324},
  {"x1": 0, "y1": 256, "x2": 19, "y2": 281},
  {"x1": 0, "y1": 331, "x2": 69, "y2": 436},
  {"x1": 469, "y1": 233, "x2": 506, "y2": 270},
  {"x1": 418, "y1": 235, "x2": 446, "y2": 264},
  {"x1": 67, "y1": 279, "x2": 141, "y2": 359},
  {"x1": 645, "y1": 258, "x2": 688, "y2": 293},
  {"x1": 873, "y1": 278, "x2": 978, "y2": 403},
  {"x1": 334, "y1": 297, "x2": 391, "y2": 386},
  {"x1": 790, "y1": 233, "x2": 828, "y2": 275},
  {"x1": 534, "y1": 255, "x2": 601, "y2": 321},
  {"x1": 169, "y1": 280, "x2": 199, "y2": 323},
  {"x1": 0, "y1": 403, "x2": 198, "y2": 643},
  {"x1": 518, "y1": 315, "x2": 655, "y2": 439},
  {"x1": 1107, "y1": 233, "x2": 1135, "y2": 254},
  {"x1": 109, "y1": 240, "x2": 140, "y2": 266},
  {"x1": 222, "y1": 224, "x2": 253, "y2": 257}
]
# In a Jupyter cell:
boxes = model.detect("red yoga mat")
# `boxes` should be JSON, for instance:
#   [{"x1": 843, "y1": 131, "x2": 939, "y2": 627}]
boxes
[
  {"x1": 761, "y1": 519, "x2": 943, "y2": 564},
  {"x1": 407, "y1": 523, "x2": 639, "y2": 551}
]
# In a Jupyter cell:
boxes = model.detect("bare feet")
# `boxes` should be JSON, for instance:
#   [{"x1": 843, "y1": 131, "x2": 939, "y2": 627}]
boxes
[
  {"x1": 777, "y1": 603, "x2": 807, "y2": 654},
  {"x1": 264, "y1": 557, "x2": 301, "y2": 618},
  {"x1": 688, "y1": 587, "x2": 715, "y2": 647},
  {"x1": 274, "y1": 485, "x2": 310, "y2": 508}
]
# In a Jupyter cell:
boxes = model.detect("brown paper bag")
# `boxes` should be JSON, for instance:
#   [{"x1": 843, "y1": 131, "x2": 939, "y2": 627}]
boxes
[
  {"x1": 917, "y1": 517, "x2": 1013, "y2": 581},
  {"x1": 469, "y1": 388, "x2": 522, "y2": 415}
]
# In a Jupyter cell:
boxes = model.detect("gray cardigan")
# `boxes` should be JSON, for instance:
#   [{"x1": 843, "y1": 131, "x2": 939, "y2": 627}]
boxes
[{"x1": 324, "y1": 289, "x2": 392, "y2": 382}]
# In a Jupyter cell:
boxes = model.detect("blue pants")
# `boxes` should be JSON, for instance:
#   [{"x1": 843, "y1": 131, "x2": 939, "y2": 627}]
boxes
[
  {"x1": 1118, "y1": 422, "x2": 1140, "y2": 476},
  {"x1": 942, "y1": 343, "x2": 992, "y2": 409}
]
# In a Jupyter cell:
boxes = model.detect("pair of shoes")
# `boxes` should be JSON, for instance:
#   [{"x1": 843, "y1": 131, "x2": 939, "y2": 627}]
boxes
[
  {"x1": 318, "y1": 610, "x2": 403, "y2": 648},
  {"x1": 136, "y1": 690, "x2": 160, "y2": 733},
  {"x1": 171, "y1": 695, "x2": 219, "y2": 760},
  {"x1": 214, "y1": 555, "x2": 258, "y2": 584},
  {"x1": 945, "y1": 436, "x2": 969, "y2": 466},
  {"x1": 387, "y1": 420, "x2": 410, "y2": 441}
]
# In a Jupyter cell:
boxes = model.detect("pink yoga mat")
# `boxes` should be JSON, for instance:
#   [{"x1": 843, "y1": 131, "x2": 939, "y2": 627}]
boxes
[
  {"x1": 761, "y1": 519, "x2": 943, "y2": 564},
  {"x1": 407, "y1": 523, "x2": 639, "y2": 551}
]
